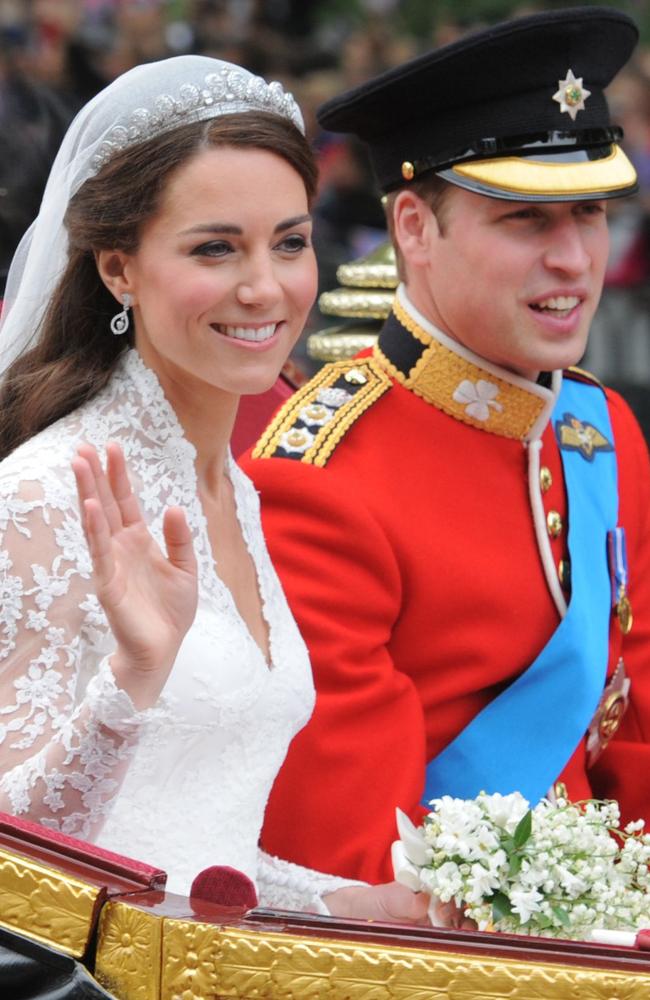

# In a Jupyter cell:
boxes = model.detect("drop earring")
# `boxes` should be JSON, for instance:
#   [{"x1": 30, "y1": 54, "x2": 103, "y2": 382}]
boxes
[{"x1": 110, "y1": 293, "x2": 132, "y2": 335}]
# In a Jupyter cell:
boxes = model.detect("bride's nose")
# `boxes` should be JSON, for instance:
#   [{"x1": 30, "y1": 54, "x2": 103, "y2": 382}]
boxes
[{"x1": 236, "y1": 253, "x2": 282, "y2": 308}]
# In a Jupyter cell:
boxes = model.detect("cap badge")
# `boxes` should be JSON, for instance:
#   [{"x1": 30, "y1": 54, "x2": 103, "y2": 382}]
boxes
[
  {"x1": 552, "y1": 69, "x2": 591, "y2": 121},
  {"x1": 401, "y1": 161, "x2": 415, "y2": 181}
]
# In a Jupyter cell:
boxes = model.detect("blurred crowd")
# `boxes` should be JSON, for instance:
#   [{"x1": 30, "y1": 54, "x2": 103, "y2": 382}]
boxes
[{"x1": 1, "y1": 0, "x2": 650, "y2": 433}]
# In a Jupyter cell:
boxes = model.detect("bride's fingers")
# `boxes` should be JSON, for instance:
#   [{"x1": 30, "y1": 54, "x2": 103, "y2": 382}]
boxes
[
  {"x1": 106, "y1": 442, "x2": 142, "y2": 528},
  {"x1": 82, "y1": 497, "x2": 116, "y2": 586},
  {"x1": 72, "y1": 454, "x2": 100, "y2": 534},
  {"x1": 76, "y1": 443, "x2": 123, "y2": 534},
  {"x1": 162, "y1": 507, "x2": 198, "y2": 577}
]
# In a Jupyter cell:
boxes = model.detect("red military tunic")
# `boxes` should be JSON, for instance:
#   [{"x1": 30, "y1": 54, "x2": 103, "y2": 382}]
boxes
[{"x1": 241, "y1": 292, "x2": 650, "y2": 884}]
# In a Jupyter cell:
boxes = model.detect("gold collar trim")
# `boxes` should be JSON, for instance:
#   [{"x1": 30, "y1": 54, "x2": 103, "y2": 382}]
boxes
[{"x1": 373, "y1": 295, "x2": 556, "y2": 441}]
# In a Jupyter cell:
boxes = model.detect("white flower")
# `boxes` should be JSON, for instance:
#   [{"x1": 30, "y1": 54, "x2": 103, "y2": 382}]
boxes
[
  {"x1": 479, "y1": 791, "x2": 529, "y2": 833},
  {"x1": 396, "y1": 807, "x2": 430, "y2": 865},
  {"x1": 466, "y1": 862, "x2": 501, "y2": 904},
  {"x1": 391, "y1": 840, "x2": 421, "y2": 891},
  {"x1": 394, "y1": 791, "x2": 650, "y2": 940},
  {"x1": 452, "y1": 378, "x2": 503, "y2": 422},
  {"x1": 510, "y1": 887, "x2": 544, "y2": 923}
]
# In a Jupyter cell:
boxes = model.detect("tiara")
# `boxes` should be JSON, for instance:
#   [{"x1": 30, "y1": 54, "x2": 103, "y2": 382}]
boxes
[{"x1": 90, "y1": 66, "x2": 304, "y2": 173}]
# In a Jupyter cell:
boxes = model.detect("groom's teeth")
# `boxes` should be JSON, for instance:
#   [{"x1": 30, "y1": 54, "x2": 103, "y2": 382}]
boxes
[
  {"x1": 532, "y1": 295, "x2": 580, "y2": 313},
  {"x1": 220, "y1": 323, "x2": 277, "y2": 342}
]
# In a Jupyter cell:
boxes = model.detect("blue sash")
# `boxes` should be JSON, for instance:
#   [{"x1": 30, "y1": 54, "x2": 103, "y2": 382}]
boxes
[{"x1": 422, "y1": 377, "x2": 617, "y2": 805}]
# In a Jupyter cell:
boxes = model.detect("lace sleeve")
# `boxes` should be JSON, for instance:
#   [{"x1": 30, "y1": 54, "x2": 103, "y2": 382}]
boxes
[
  {"x1": 0, "y1": 472, "x2": 164, "y2": 838},
  {"x1": 256, "y1": 848, "x2": 366, "y2": 913}
]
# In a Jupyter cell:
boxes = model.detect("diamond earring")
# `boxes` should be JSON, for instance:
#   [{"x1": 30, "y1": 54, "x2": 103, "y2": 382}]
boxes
[{"x1": 110, "y1": 293, "x2": 132, "y2": 335}]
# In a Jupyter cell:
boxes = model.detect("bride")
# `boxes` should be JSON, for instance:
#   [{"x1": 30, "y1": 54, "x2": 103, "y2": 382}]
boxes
[{"x1": 0, "y1": 53, "x2": 427, "y2": 923}]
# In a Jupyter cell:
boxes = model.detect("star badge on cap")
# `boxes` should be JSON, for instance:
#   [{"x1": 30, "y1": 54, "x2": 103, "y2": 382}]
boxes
[{"x1": 553, "y1": 69, "x2": 591, "y2": 121}]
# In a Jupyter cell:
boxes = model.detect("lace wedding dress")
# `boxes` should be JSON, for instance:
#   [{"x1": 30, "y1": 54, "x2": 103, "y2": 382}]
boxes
[{"x1": 0, "y1": 350, "x2": 353, "y2": 907}]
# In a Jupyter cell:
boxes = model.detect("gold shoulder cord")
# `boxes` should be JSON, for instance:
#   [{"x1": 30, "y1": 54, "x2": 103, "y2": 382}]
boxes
[
  {"x1": 566, "y1": 365, "x2": 605, "y2": 389},
  {"x1": 252, "y1": 358, "x2": 392, "y2": 467}
]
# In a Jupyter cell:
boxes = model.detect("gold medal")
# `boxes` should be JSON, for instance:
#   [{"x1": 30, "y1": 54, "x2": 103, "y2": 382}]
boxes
[{"x1": 616, "y1": 590, "x2": 633, "y2": 635}]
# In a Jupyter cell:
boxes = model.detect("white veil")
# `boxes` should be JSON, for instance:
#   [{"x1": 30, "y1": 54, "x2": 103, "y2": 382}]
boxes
[{"x1": 0, "y1": 54, "x2": 304, "y2": 377}]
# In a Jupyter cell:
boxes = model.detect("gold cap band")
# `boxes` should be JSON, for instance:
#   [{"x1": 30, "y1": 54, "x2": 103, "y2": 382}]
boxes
[{"x1": 450, "y1": 144, "x2": 637, "y2": 198}]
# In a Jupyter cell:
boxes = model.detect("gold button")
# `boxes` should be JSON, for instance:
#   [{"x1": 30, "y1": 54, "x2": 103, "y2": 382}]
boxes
[
  {"x1": 540, "y1": 466, "x2": 553, "y2": 493},
  {"x1": 344, "y1": 368, "x2": 367, "y2": 386},
  {"x1": 558, "y1": 558, "x2": 570, "y2": 587},
  {"x1": 547, "y1": 510, "x2": 562, "y2": 538},
  {"x1": 401, "y1": 161, "x2": 415, "y2": 181}
]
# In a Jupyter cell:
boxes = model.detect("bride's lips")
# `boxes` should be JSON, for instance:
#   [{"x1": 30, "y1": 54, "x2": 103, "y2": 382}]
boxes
[{"x1": 209, "y1": 321, "x2": 283, "y2": 350}]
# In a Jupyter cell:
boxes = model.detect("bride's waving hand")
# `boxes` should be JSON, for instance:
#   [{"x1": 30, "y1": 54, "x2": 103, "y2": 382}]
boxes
[{"x1": 73, "y1": 441, "x2": 197, "y2": 705}]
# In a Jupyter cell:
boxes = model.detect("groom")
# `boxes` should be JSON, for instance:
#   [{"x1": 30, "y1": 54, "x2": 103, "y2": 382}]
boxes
[{"x1": 242, "y1": 6, "x2": 650, "y2": 883}]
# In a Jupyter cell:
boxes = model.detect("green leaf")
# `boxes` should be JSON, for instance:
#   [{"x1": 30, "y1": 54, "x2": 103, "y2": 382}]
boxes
[
  {"x1": 551, "y1": 905, "x2": 571, "y2": 927},
  {"x1": 491, "y1": 891, "x2": 513, "y2": 923},
  {"x1": 508, "y1": 852, "x2": 523, "y2": 877},
  {"x1": 513, "y1": 810, "x2": 533, "y2": 849}
]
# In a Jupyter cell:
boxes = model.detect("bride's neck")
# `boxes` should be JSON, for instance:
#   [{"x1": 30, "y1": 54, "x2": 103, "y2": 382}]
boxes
[{"x1": 148, "y1": 371, "x2": 238, "y2": 500}]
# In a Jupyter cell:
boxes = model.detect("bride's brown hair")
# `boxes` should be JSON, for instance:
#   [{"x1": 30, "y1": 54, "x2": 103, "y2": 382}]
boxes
[{"x1": 0, "y1": 112, "x2": 317, "y2": 459}]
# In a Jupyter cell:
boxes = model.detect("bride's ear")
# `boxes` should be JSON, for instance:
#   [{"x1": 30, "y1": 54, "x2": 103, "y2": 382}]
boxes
[{"x1": 95, "y1": 250, "x2": 136, "y2": 306}]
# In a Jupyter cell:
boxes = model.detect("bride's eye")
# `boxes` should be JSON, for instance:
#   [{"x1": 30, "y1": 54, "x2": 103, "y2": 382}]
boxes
[
  {"x1": 191, "y1": 241, "x2": 233, "y2": 258},
  {"x1": 276, "y1": 234, "x2": 310, "y2": 253}
]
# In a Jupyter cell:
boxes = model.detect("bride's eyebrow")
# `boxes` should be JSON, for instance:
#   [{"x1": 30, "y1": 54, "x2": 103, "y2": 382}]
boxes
[
  {"x1": 179, "y1": 223, "x2": 242, "y2": 235},
  {"x1": 179, "y1": 214, "x2": 312, "y2": 237},
  {"x1": 274, "y1": 214, "x2": 312, "y2": 233}
]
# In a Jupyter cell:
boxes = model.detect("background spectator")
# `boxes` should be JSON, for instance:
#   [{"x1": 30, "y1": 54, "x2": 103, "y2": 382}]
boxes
[{"x1": 1, "y1": 0, "x2": 649, "y2": 433}]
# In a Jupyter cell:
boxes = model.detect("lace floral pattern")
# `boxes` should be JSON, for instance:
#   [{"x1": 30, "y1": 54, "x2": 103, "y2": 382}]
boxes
[{"x1": 0, "y1": 351, "x2": 343, "y2": 904}]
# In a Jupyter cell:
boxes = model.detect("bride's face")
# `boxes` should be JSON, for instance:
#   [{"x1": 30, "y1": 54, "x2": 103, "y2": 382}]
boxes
[{"x1": 117, "y1": 144, "x2": 317, "y2": 399}]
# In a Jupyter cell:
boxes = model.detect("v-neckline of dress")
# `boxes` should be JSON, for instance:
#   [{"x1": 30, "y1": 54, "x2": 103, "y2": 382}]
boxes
[{"x1": 120, "y1": 350, "x2": 277, "y2": 672}]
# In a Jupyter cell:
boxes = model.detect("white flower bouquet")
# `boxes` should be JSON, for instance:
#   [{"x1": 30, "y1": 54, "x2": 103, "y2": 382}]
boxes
[{"x1": 392, "y1": 790, "x2": 650, "y2": 939}]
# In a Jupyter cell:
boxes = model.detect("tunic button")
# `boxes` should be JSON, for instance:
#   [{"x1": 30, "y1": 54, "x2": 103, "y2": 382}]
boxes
[
  {"x1": 558, "y1": 558, "x2": 571, "y2": 588},
  {"x1": 540, "y1": 466, "x2": 553, "y2": 493},
  {"x1": 547, "y1": 510, "x2": 563, "y2": 538}
]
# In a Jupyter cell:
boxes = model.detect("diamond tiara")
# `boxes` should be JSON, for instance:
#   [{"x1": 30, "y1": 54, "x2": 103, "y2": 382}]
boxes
[{"x1": 90, "y1": 66, "x2": 304, "y2": 173}]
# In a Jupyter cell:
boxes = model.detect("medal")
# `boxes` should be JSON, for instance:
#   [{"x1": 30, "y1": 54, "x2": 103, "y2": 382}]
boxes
[
  {"x1": 617, "y1": 590, "x2": 633, "y2": 635},
  {"x1": 607, "y1": 527, "x2": 633, "y2": 635},
  {"x1": 586, "y1": 659, "x2": 631, "y2": 767}
]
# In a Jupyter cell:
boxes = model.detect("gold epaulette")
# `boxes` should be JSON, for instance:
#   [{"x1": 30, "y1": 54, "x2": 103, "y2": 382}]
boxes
[
  {"x1": 565, "y1": 365, "x2": 605, "y2": 389},
  {"x1": 252, "y1": 358, "x2": 392, "y2": 466}
]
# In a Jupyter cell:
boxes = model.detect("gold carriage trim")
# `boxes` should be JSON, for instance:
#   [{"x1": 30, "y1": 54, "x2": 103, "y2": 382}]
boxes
[
  {"x1": 0, "y1": 845, "x2": 101, "y2": 958},
  {"x1": 375, "y1": 298, "x2": 548, "y2": 440},
  {"x1": 93, "y1": 912, "x2": 650, "y2": 1000},
  {"x1": 252, "y1": 357, "x2": 392, "y2": 466}
]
